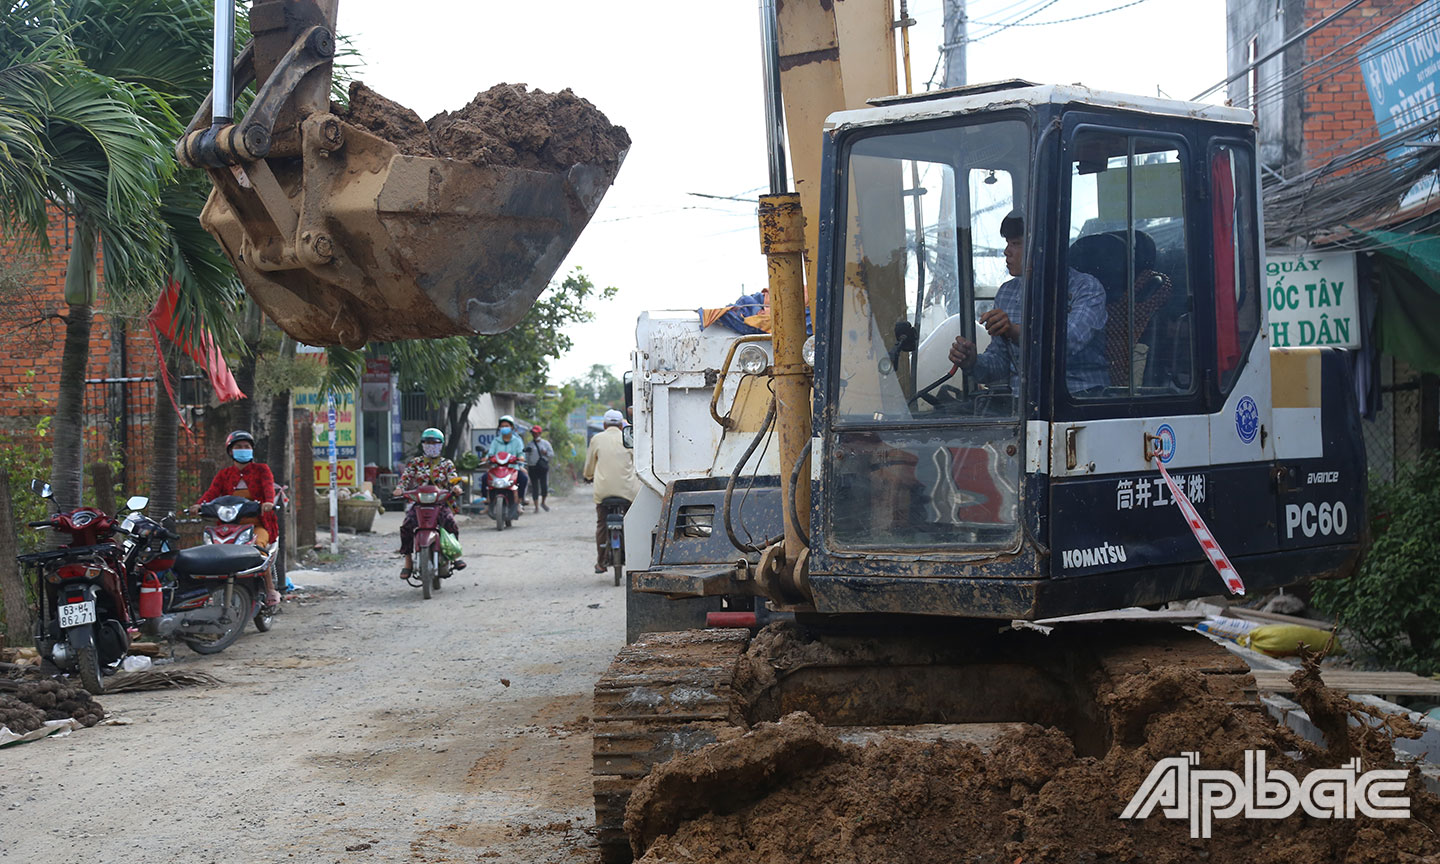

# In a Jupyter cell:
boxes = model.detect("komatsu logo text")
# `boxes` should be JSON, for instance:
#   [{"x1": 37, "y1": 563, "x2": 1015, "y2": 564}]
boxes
[{"x1": 1061, "y1": 543, "x2": 1127, "y2": 569}]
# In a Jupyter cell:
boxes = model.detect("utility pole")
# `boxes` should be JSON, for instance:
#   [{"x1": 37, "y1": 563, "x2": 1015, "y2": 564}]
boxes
[{"x1": 943, "y1": 0, "x2": 967, "y2": 88}]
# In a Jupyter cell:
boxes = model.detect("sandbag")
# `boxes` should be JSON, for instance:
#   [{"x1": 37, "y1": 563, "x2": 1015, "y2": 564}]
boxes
[{"x1": 1240, "y1": 624, "x2": 1343, "y2": 657}]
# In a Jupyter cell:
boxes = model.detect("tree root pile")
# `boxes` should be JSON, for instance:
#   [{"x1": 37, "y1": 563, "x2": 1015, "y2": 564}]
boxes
[
  {"x1": 338, "y1": 82, "x2": 629, "y2": 174},
  {"x1": 1, "y1": 680, "x2": 105, "y2": 732},
  {"x1": 627, "y1": 658, "x2": 1440, "y2": 864}
]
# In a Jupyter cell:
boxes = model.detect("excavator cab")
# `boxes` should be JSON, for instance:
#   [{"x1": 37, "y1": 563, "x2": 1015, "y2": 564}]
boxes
[
  {"x1": 803, "y1": 84, "x2": 1367, "y2": 618},
  {"x1": 631, "y1": 84, "x2": 1366, "y2": 622},
  {"x1": 179, "y1": 0, "x2": 624, "y2": 347}
]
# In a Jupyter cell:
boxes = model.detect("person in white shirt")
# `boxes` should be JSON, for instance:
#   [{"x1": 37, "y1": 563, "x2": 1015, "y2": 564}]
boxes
[{"x1": 583, "y1": 409, "x2": 639, "y2": 574}]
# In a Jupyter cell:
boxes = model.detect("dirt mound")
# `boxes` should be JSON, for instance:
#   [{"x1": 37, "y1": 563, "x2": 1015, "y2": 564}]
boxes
[
  {"x1": 629, "y1": 660, "x2": 1440, "y2": 864},
  {"x1": 339, "y1": 82, "x2": 630, "y2": 173}
]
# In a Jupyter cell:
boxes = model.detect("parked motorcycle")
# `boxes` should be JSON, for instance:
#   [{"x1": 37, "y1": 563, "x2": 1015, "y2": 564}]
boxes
[
  {"x1": 484, "y1": 451, "x2": 522, "y2": 531},
  {"x1": 399, "y1": 483, "x2": 453, "y2": 600},
  {"x1": 15, "y1": 480, "x2": 132, "y2": 694},
  {"x1": 119, "y1": 495, "x2": 276, "y2": 654}
]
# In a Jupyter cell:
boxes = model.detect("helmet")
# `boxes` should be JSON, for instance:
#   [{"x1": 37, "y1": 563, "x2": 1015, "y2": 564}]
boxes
[
  {"x1": 498, "y1": 414, "x2": 516, "y2": 428},
  {"x1": 420, "y1": 427, "x2": 445, "y2": 443},
  {"x1": 225, "y1": 430, "x2": 255, "y2": 449},
  {"x1": 603, "y1": 409, "x2": 625, "y2": 427},
  {"x1": 531, "y1": 425, "x2": 543, "y2": 435}
]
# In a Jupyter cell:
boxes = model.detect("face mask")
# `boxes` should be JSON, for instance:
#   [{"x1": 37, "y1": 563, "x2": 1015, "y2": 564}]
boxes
[
  {"x1": 231, "y1": 448, "x2": 254, "y2": 464},
  {"x1": 500, "y1": 427, "x2": 513, "y2": 440},
  {"x1": 422, "y1": 442, "x2": 442, "y2": 458}
]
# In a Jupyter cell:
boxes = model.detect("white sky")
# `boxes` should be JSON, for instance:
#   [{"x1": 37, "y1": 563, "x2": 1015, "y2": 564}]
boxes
[{"x1": 341, "y1": 0, "x2": 1230, "y2": 384}]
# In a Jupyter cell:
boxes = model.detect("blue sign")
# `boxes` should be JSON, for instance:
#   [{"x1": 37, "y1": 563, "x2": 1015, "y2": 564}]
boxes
[
  {"x1": 1359, "y1": 0, "x2": 1440, "y2": 150},
  {"x1": 1156, "y1": 424, "x2": 1176, "y2": 464},
  {"x1": 1235, "y1": 395, "x2": 1259, "y2": 444}
]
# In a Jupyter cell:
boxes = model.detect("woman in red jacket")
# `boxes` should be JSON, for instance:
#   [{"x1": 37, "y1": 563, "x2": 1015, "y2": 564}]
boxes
[{"x1": 196, "y1": 430, "x2": 281, "y2": 607}]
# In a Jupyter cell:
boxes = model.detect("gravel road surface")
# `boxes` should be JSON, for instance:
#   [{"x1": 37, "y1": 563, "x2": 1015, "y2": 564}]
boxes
[{"x1": 1, "y1": 492, "x2": 622, "y2": 864}]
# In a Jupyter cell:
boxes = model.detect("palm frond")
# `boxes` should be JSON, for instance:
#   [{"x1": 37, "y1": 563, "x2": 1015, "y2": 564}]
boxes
[{"x1": 321, "y1": 346, "x2": 364, "y2": 393}]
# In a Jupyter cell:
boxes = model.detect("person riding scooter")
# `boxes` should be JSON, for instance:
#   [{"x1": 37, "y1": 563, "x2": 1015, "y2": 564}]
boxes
[
  {"x1": 480, "y1": 415, "x2": 529, "y2": 510},
  {"x1": 194, "y1": 430, "x2": 281, "y2": 607},
  {"x1": 398, "y1": 428, "x2": 466, "y2": 580}
]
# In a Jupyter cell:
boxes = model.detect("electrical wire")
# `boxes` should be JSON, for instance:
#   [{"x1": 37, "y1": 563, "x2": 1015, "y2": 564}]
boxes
[
  {"x1": 966, "y1": 0, "x2": 1063, "y2": 42},
  {"x1": 1246, "y1": 4, "x2": 1437, "y2": 114},
  {"x1": 969, "y1": 0, "x2": 1156, "y2": 28}
]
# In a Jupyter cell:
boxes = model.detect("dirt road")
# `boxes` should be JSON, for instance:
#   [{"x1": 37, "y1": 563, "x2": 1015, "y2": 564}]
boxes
[{"x1": 1, "y1": 492, "x2": 621, "y2": 863}]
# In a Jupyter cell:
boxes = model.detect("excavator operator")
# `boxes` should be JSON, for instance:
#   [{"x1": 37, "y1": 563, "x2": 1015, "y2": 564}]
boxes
[{"x1": 948, "y1": 210, "x2": 1109, "y2": 396}]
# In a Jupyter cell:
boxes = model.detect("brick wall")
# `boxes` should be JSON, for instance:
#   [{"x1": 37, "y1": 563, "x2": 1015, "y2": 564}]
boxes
[
  {"x1": 0, "y1": 207, "x2": 211, "y2": 501},
  {"x1": 1299, "y1": 0, "x2": 1406, "y2": 172}
]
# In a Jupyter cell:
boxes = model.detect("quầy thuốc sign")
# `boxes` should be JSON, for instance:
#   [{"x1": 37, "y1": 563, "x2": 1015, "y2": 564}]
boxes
[{"x1": 1264, "y1": 251, "x2": 1359, "y2": 349}]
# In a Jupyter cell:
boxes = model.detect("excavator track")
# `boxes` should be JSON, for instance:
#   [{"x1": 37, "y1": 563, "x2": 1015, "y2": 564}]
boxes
[
  {"x1": 592, "y1": 629, "x2": 751, "y2": 862},
  {"x1": 592, "y1": 620, "x2": 1254, "y2": 863}
]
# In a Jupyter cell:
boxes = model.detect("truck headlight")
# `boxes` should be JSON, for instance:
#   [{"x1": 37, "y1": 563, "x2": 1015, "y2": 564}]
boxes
[
  {"x1": 802, "y1": 335, "x2": 815, "y2": 368},
  {"x1": 737, "y1": 343, "x2": 768, "y2": 375}
]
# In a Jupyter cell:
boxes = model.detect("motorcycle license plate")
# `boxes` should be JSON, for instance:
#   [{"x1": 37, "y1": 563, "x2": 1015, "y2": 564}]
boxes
[{"x1": 58, "y1": 600, "x2": 96, "y2": 629}]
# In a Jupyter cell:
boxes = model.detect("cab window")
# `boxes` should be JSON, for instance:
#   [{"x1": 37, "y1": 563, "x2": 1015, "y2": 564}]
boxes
[{"x1": 1065, "y1": 131, "x2": 1196, "y2": 399}]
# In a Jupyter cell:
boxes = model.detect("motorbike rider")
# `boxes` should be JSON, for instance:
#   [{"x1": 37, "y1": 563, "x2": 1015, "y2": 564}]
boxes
[
  {"x1": 481, "y1": 415, "x2": 529, "y2": 509},
  {"x1": 195, "y1": 430, "x2": 281, "y2": 607},
  {"x1": 398, "y1": 427, "x2": 466, "y2": 580},
  {"x1": 583, "y1": 409, "x2": 639, "y2": 574}
]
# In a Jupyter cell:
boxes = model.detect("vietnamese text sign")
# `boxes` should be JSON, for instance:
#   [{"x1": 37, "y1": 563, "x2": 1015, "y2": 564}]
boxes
[
  {"x1": 294, "y1": 385, "x2": 358, "y2": 487},
  {"x1": 1264, "y1": 251, "x2": 1359, "y2": 348},
  {"x1": 1359, "y1": 0, "x2": 1440, "y2": 143}
]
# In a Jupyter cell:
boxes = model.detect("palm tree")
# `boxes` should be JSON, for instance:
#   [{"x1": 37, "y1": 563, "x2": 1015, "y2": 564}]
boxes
[
  {"x1": 1, "y1": 0, "x2": 176, "y2": 509},
  {"x1": 2, "y1": 0, "x2": 245, "y2": 510}
]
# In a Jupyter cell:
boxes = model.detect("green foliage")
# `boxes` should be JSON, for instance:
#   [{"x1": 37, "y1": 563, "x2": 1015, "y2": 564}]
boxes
[
  {"x1": 570, "y1": 363, "x2": 624, "y2": 410},
  {"x1": 0, "y1": 430, "x2": 53, "y2": 554},
  {"x1": 394, "y1": 268, "x2": 616, "y2": 405},
  {"x1": 532, "y1": 383, "x2": 584, "y2": 493},
  {"x1": 0, "y1": 0, "x2": 243, "y2": 345},
  {"x1": 1311, "y1": 456, "x2": 1440, "y2": 675}
]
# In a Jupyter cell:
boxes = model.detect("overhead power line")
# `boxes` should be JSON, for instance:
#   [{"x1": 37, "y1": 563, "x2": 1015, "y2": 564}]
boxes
[
  {"x1": 969, "y1": 0, "x2": 1156, "y2": 28},
  {"x1": 965, "y1": 0, "x2": 1062, "y2": 43}
]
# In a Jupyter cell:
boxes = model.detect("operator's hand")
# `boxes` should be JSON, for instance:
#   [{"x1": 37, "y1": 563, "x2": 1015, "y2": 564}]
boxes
[
  {"x1": 979, "y1": 307, "x2": 1019, "y2": 342},
  {"x1": 948, "y1": 336, "x2": 978, "y2": 370},
  {"x1": 261, "y1": 502, "x2": 275, "y2": 513},
  {"x1": 184, "y1": 504, "x2": 200, "y2": 515}
]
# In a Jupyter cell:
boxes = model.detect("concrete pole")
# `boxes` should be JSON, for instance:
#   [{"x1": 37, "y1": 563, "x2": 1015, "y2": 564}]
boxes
[{"x1": 943, "y1": 0, "x2": 967, "y2": 89}]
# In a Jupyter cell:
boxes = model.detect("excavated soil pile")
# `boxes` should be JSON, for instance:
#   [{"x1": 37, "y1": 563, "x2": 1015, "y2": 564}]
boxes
[
  {"x1": 340, "y1": 82, "x2": 630, "y2": 173},
  {"x1": 629, "y1": 659, "x2": 1440, "y2": 864}
]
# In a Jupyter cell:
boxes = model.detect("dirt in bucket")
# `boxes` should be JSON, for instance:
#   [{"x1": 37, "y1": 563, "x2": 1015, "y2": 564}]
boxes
[
  {"x1": 338, "y1": 81, "x2": 630, "y2": 173},
  {"x1": 627, "y1": 656, "x2": 1440, "y2": 864}
]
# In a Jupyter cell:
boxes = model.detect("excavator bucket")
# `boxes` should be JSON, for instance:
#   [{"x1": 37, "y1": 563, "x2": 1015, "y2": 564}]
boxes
[
  {"x1": 197, "y1": 113, "x2": 624, "y2": 347},
  {"x1": 179, "y1": 0, "x2": 624, "y2": 347}
]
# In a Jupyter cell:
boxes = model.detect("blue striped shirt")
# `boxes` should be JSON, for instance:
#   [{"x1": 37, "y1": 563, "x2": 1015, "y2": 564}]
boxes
[{"x1": 971, "y1": 268, "x2": 1109, "y2": 394}]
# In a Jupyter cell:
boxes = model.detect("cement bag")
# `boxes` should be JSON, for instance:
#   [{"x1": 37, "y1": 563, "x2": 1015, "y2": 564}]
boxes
[
  {"x1": 1240, "y1": 624, "x2": 1342, "y2": 657},
  {"x1": 1195, "y1": 616, "x2": 1262, "y2": 644}
]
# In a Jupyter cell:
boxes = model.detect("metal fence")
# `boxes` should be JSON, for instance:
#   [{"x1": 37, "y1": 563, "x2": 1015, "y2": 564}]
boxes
[{"x1": 83, "y1": 375, "x2": 212, "y2": 503}]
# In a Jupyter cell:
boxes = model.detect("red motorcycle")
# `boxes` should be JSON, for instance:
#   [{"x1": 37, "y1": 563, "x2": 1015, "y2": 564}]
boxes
[
  {"x1": 399, "y1": 483, "x2": 453, "y2": 600},
  {"x1": 15, "y1": 480, "x2": 134, "y2": 694},
  {"x1": 484, "y1": 451, "x2": 522, "y2": 531}
]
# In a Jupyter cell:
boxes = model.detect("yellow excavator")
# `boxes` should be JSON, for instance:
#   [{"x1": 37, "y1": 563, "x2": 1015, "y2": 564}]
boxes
[
  {"x1": 177, "y1": 0, "x2": 623, "y2": 348},
  {"x1": 180, "y1": 3, "x2": 1367, "y2": 861},
  {"x1": 590, "y1": 2, "x2": 1366, "y2": 860}
]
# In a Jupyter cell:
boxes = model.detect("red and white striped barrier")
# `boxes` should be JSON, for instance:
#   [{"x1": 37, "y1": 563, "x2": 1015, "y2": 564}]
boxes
[{"x1": 1155, "y1": 457, "x2": 1246, "y2": 596}]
